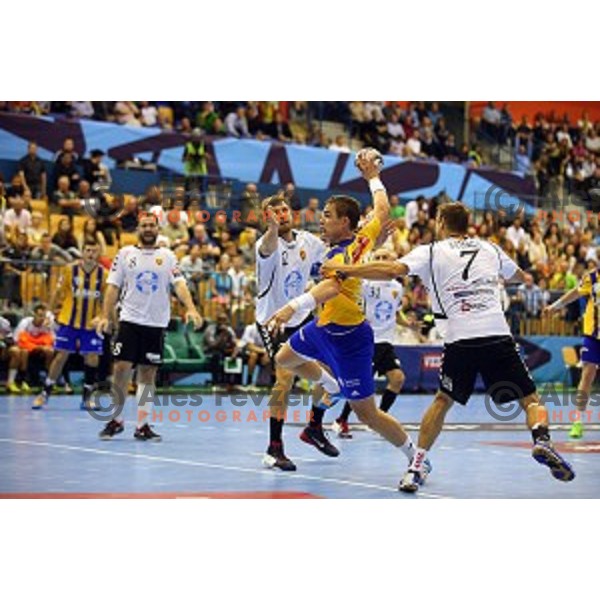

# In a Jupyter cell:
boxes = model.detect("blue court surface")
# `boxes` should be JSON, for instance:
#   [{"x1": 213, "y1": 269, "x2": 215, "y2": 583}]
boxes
[{"x1": 1, "y1": 391, "x2": 599, "y2": 499}]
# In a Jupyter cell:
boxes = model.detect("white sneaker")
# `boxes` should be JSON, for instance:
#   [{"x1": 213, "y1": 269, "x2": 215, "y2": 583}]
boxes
[{"x1": 398, "y1": 470, "x2": 420, "y2": 493}]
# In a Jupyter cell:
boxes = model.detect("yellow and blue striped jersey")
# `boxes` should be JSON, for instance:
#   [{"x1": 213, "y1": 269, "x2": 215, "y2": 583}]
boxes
[
  {"x1": 578, "y1": 270, "x2": 600, "y2": 338},
  {"x1": 57, "y1": 263, "x2": 107, "y2": 330}
]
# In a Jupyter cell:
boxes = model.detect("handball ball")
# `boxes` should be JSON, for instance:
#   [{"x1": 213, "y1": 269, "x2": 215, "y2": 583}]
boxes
[{"x1": 354, "y1": 147, "x2": 383, "y2": 168}]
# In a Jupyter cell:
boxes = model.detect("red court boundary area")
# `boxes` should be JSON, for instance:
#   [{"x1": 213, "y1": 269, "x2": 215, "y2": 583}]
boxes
[
  {"x1": 0, "y1": 491, "x2": 321, "y2": 499},
  {"x1": 481, "y1": 441, "x2": 600, "y2": 454}
]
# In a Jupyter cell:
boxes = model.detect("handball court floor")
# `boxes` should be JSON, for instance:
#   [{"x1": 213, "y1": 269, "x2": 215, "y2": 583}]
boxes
[{"x1": 1, "y1": 391, "x2": 600, "y2": 499}]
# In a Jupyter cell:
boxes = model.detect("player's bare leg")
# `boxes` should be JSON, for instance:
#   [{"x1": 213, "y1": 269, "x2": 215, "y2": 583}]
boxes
[
  {"x1": 275, "y1": 344, "x2": 341, "y2": 458},
  {"x1": 99, "y1": 359, "x2": 133, "y2": 440},
  {"x1": 400, "y1": 391, "x2": 453, "y2": 493},
  {"x1": 32, "y1": 350, "x2": 69, "y2": 409},
  {"x1": 134, "y1": 364, "x2": 161, "y2": 441},
  {"x1": 569, "y1": 362, "x2": 597, "y2": 438}
]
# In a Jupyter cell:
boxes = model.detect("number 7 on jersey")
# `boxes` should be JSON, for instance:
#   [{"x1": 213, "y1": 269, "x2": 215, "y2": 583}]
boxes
[{"x1": 460, "y1": 249, "x2": 479, "y2": 281}]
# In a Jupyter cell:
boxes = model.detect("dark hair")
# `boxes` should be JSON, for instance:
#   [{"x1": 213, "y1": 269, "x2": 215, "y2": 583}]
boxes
[
  {"x1": 438, "y1": 203, "x2": 470, "y2": 234},
  {"x1": 325, "y1": 195, "x2": 361, "y2": 230},
  {"x1": 33, "y1": 303, "x2": 47, "y2": 313},
  {"x1": 83, "y1": 237, "x2": 99, "y2": 248}
]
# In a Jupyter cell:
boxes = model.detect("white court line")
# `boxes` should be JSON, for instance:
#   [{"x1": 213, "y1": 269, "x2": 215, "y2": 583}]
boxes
[
  {"x1": 0, "y1": 438, "x2": 449, "y2": 499},
  {"x1": 249, "y1": 452, "x2": 321, "y2": 464}
]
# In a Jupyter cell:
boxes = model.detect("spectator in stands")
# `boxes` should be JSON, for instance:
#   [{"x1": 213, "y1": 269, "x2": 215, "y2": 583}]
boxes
[
  {"x1": 82, "y1": 150, "x2": 112, "y2": 188},
  {"x1": 31, "y1": 233, "x2": 72, "y2": 275},
  {"x1": 180, "y1": 243, "x2": 204, "y2": 304},
  {"x1": 210, "y1": 254, "x2": 233, "y2": 309},
  {"x1": 238, "y1": 226, "x2": 257, "y2": 265},
  {"x1": 6, "y1": 173, "x2": 27, "y2": 199},
  {"x1": 288, "y1": 101, "x2": 309, "y2": 142},
  {"x1": 224, "y1": 106, "x2": 250, "y2": 138},
  {"x1": 51, "y1": 217, "x2": 80, "y2": 258},
  {"x1": 239, "y1": 183, "x2": 261, "y2": 222},
  {"x1": 516, "y1": 273, "x2": 547, "y2": 318},
  {"x1": 7, "y1": 304, "x2": 54, "y2": 393},
  {"x1": 228, "y1": 254, "x2": 248, "y2": 309},
  {"x1": 515, "y1": 143, "x2": 533, "y2": 175},
  {"x1": 203, "y1": 311, "x2": 239, "y2": 389},
  {"x1": 69, "y1": 101, "x2": 94, "y2": 119},
  {"x1": 266, "y1": 112, "x2": 293, "y2": 143},
  {"x1": 139, "y1": 101, "x2": 158, "y2": 127},
  {"x1": 162, "y1": 209, "x2": 190, "y2": 249},
  {"x1": 52, "y1": 175, "x2": 81, "y2": 217},
  {"x1": 442, "y1": 134, "x2": 460, "y2": 162},
  {"x1": 0, "y1": 231, "x2": 31, "y2": 308},
  {"x1": 428, "y1": 102, "x2": 443, "y2": 126},
  {"x1": 27, "y1": 211, "x2": 47, "y2": 247},
  {"x1": 300, "y1": 197, "x2": 322, "y2": 233},
  {"x1": 329, "y1": 135, "x2": 351, "y2": 153},
  {"x1": 283, "y1": 182, "x2": 301, "y2": 211},
  {"x1": 528, "y1": 229, "x2": 548, "y2": 265},
  {"x1": 482, "y1": 101, "x2": 501, "y2": 141},
  {"x1": 246, "y1": 103, "x2": 263, "y2": 137},
  {"x1": 78, "y1": 218, "x2": 107, "y2": 256},
  {"x1": 182, "y1": 128, "x2": 209, "y2": 191},
  {"x1": 54, "y1": 138, "x2": 79, "y2": 163},
  {"x1": 113, "y1": 101, "x2": 141, "y2": 126},
  {"x1": 189, "y1": 223, "x2": 221, "y2": 265},
  {"x1": 18, "y1": 142, "x2": 46, "y2": 199},
  {"x1": 239, "y1": 322, "x2": 271, "y2": 389},
  {"x1": 4, "y1": 194, "x2": 32, "y2": 241},
  {"x1": 196, "y1": 101, "x2": 223, "y2": 135},
  {"x1": 53, "y1": 150, "x2": 80, "y2": 191},
  {"x1": 507, "y1": 216, "x2": 528, "y2": 250},
  {"x1": 405, "y1": 130, "x2": 425, "y2": 158},
  {"x1": 434, "y1": 117, "x2": 450, "y2": 147}
]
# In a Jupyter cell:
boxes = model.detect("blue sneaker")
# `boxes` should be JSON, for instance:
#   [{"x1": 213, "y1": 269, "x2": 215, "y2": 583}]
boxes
[
  {"x1": 316, "y1": 391, "x2": 344, "y2": 410},
  {"x1": 418, "y1": 458, "x2": 433, "y2": 484},
  {"x1": 532, "y1": 440, "x2": 575, "y2": 482}
]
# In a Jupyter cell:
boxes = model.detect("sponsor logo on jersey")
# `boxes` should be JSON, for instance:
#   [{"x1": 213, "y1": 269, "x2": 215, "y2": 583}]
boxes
[
  {"x1": 283, "y1": 270, "x2": 303, "y2": 299},
  {"x1": 135, "y1": 271, "x2": 159, "y2": 294},
  {"x1": 374, "y1": 300, "x2": 394, "y2": 323},
  {"x1": 351, "y1": 235, "x2": 370, "y2": 263}
]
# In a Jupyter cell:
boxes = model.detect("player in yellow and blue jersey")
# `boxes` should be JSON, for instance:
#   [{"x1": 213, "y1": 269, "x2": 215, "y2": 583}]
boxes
[
  {"x1": 265, "y1": 148, "x2": 422, "y2": 486},
  {"x1": 32, "y1": 240, "x2": 108, "y2": 411},
  {"x1": 546, "y1": 267, "x2": 600, "y2": 438}
]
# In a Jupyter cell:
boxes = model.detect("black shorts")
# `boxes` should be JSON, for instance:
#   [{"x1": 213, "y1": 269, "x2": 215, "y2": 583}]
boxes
[
  {"x1": 373, "y1": 342, "x2": 401, "y2": 376},
  {"x1": 439, "y1": 335, "x2": 536, "y2": 405},
  {"x1": 112, "y1": 321, "x2": 165, "y2": 366},
  {"x1": 256, "y1": 314, "x2": 314, "y2": 361}
]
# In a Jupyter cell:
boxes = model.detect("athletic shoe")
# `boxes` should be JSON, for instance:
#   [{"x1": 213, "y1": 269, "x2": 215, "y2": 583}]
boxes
[
  {"x1": 398, "y1": 469, "x2": 421, "y2": 493},
  {"x1": 532, "y1": 440, "x2": 575, "y2": 482},
  {"x1": 20, "y1": 382, "x2": 31, "y2": 394},
  {"x1": 134, "y1": 423, "x2": 162, "y2": 442},
  {"x1": 418, "y1": 458, "x2": 433, "y2": 485},
  {"x1": 569, "y1": 421, "x2": 584, "y2": 439},
  {"x1": 80, "y1": 398, "x2": 100, "y2": 411},
  {"x1": 300, "y1": 425, "x2": 340, "y2": 457},
  {"x1": 331, "y1": 418, "x2": 353, "y2": 439},
  {"x1": 315, "y1": 391, "x2": 344, "y2": 411},
  {"x1": 7, "y1": 382, "x2": 20, "y2": 394},
  {"x1": 99, "y1": 419, "x2": 124, "y2": 440},
  {"x1": 32, "y1": 391, "x2": 48, "y2": 410},
  {"x1": 262, "y1": 441, "x2": 297, "y2": 471},
  {"x1": 63, "y1": 383, "x2": 74, "y2": 394}
]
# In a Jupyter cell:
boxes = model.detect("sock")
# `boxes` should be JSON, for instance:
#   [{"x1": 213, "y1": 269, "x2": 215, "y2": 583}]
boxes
[
  {"x1": 531, "y1": 423, "x2": 550, "y2": 443},
  {"x1": 43, "y1": 377, "x2": 55, "y2": 396},
  {"x1": 83, "y1": 364, "x2": 98, "y2": 399},
  {"x1": 400, "y1": 435, "x2": 416, "y2": 461},
  {"x1": 8, "y1": 368, "x2": 17, "y2": 384},
  {"x1": 309, "y1": 406, "x2": 325, "y2": 427},
  {"x1": 339, "y1": 401, "x2": 353, "y2": 422},
  {"x1": 136, "y1": 383, "x2": 155, "y2": 427},
  {"x1": 409, "y1": 447, "x2": 428, "y2": 472},
  {"x1": 379, "y1": 389, "x2": 398, "y2": 413},
  {"x1": 269, "y1": 417, "x2": 284, "y2": 444},
  {"x1": 316, "y1": 369, "x2": 340, "y2": 395}
]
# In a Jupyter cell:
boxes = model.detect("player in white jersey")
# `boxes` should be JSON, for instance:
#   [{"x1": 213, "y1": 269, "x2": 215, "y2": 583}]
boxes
[
  {"x1": 95, "y1": 212, "x2": 203, "y2": 441},
  {"x1": 324, "y1": 203, "x2": 575, "y2": 492},
  {"x1": 255, "y1": 194, "x2": 338, "y2": 471},
  {"x1": 332, "y1": 248, "x2": 409, "y2": 438}
]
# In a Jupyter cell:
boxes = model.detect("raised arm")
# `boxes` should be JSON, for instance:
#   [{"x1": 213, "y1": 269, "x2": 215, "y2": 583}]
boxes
[
  {"x1": 321, "y1": 259, "x2": 407, "y2": 281},
  {"x1": 355, "y1": 148, "x2": 389, "y2": 224}
]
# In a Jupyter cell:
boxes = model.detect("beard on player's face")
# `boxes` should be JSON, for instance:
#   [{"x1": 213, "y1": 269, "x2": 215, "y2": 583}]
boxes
[{"x1": 140, "y1": 230, "x2": 158, "y2": 246}]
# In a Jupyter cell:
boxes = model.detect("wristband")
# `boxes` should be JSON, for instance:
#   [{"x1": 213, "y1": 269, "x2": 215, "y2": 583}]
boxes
[
  {"x1": 553, "y1": 299, "x2": 564, "y2": 310},
  {"x1": 289, "y1": 292, "x2": 317, "y2": 313},
  {"x1": 369, "y1": 178, "x2": 385, "y2": 194}
]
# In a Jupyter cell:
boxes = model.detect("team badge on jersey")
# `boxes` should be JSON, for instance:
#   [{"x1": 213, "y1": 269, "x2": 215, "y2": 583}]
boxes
[
  {"x1": 300, "y1": 249, "x2": 306, "y2": 261},
  {"x1": 156, "y1": 257, "x2": 163, "y2": 266}
]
